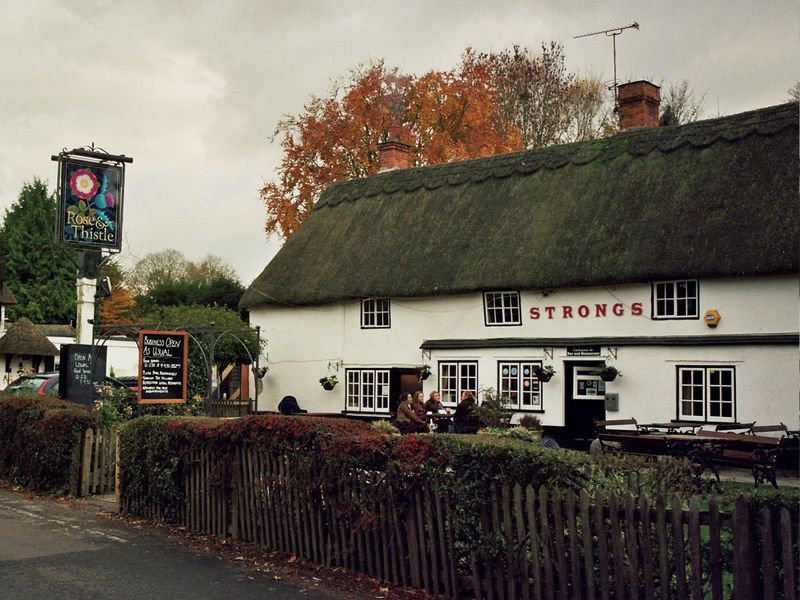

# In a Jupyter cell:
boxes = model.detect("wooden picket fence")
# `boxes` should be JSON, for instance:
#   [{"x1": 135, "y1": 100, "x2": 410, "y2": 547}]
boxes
[
  {"x1": 77, "y1": 428, "x2": 117, "y2": 497},
  {"x1": 121, "y1": 444, "x2": 799, "y2": 599}
]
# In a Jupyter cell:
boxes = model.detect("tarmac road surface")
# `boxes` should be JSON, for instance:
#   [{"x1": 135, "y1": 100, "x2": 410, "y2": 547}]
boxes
[{"x1": 0, "y1": 486, "x2": 343, "y2": 600}]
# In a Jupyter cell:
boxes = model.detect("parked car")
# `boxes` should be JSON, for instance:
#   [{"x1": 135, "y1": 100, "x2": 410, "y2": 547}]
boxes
[
  {"x1": 5, "y1": 372, "x2": 138, "y2": 400},
  {"x1": 4, "y1": 372, "x2": 59, "y2": 397}
]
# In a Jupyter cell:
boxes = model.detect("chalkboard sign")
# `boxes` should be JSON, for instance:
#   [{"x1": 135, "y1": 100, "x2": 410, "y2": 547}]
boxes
[
  {"x1": 59, "y1": 344, "x2": 107, "y2": 405},
  {"x1": 138, "y1": 331, "x2": 188, "y2": 404}
]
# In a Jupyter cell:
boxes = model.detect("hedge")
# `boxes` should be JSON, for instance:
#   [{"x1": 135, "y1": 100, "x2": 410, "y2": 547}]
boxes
[
  {"x1": 0, "y1": 394, "x2": 95, "y2": 493},
  {"x1": 118, "y1": 415, "x2": 705, "y2": 525}
]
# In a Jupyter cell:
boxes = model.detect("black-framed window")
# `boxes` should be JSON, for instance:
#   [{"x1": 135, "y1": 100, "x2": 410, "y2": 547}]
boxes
[
  {"x1": 438, "y1": 361, "x2": 478, "y2": 406},
  {"x1": 677, "y1": 366, "x2": 735, "y2": 422},
  {"x1": 345, "y1": 368, "x2": 390, "y2": 413},
  {"x1": 361, "y1": 298, "x2": 391, "y2": 328},
  {"x1": 483, "y1": 291, "x2": 521, "y2": 326},
  {"x1": 652, "y1": 280, "x2": 699, "y2": 319},
  {"x1": 498, "y1": 361, "x2": 542, "y2": 410}
]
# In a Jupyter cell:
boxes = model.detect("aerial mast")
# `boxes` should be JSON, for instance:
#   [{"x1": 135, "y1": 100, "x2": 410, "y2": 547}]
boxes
[{"x1": 574, "y1": 21, "x2": 639, "y2": 110}]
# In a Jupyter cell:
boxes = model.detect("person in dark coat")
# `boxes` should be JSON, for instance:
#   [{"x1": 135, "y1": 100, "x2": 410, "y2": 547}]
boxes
[
  {"x1": 278, "y1": 395, "x2": 307, "y2": 415},
  {"x1": 453, "y1": 390, "x2": 480, "y2": 433}
]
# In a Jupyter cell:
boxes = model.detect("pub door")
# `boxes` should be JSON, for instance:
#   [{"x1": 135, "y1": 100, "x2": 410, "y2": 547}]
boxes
[
  {"x1": 389, "y1": 368, "x2": 421, "y2": 416},
  {"x1": 564, "y1": 361, "x2": 606, "y2": 446}
]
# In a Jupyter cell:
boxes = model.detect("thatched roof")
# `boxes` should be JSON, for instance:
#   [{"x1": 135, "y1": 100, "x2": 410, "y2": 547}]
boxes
[
  {"x1": 241, "y1": 102, "x2": 799, "y2": 309},
  {"x1": 0, "y1": 317, "x2": 59, "y2": 356},
  {"x1": 0, "y1": 283, "x2": 16, "y2": 305}
]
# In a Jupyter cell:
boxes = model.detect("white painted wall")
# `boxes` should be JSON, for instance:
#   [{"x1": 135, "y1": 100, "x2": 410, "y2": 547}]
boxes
[{"x1": 251, "y1": 275, "x2": 799, "y2": 428}]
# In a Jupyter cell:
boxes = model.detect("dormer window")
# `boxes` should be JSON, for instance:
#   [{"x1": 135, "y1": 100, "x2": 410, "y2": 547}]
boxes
[
  {"x1": 652, "y1": 280, "x2": 699, "y2": 319},
  {"x1": 361, "y1": 298, "x2": 390, "y2": 328},
  {"x1": 483, "y1": 291, "x2": 521, "y2": 326}
]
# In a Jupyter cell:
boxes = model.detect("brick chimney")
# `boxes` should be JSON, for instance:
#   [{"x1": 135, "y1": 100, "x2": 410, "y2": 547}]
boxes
[
  {"x1": 617, "y1": 80, "x2": 661, "y2": 129},
  {"x1": 377, "y1": 124, "x2": 412, "y2": 172}
]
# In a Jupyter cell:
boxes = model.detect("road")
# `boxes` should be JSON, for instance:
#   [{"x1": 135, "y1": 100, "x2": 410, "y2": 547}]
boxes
[{"x1": 0, "y1": 487, "x2": 345, "y2": 600}]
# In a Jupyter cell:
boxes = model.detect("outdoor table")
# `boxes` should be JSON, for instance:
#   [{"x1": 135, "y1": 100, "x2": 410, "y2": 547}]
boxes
[{"x1": 639, "y1": 421, "x2": 702, "y2": 434}]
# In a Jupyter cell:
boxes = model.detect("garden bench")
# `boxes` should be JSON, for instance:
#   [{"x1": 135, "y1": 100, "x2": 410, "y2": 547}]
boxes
[
  {"x1": 696, "y1": 429, "x2": 783, "y2": 487},
  {"x1": 714, "y1": 422, "x2": 755, "y2": 434}
]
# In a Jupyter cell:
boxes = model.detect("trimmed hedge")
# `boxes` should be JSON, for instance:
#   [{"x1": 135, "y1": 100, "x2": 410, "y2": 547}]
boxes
[
  {"x1": 118, "y1": 415, "x2": 703, "y2": 524},
  {"x1": 0, "y1": 394, "x2": 95, "y2": 493}
]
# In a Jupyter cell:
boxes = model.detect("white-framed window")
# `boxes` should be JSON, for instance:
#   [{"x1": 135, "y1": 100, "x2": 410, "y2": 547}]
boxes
[
  {"x1": 346, "y1": 369, "x2": 390, "y2": 413},
  {"x1": 483, "y1": 291, "x2": 521, "y2": 326},
  {"x1": 438, "y1": 361, "x2": 478, "y2": 406},
  {"x1": 361, "y1": 298, "x2": 391, "y2": 328},
  {"x1": 573, "y1": 366, "x2": 606, "y2": 400},
  {"x1": 678, "y1": 366, "x2": 735, "y2": 422},
  {"x1": 652, "y1": 279, "x2": 699, "y2": 319},
  {"x1": 498, "y1": 361, "x2": 542, "y2": 410}
]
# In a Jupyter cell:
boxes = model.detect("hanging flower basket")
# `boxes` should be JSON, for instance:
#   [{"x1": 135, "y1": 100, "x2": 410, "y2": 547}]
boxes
[
  {"x1": 598, "y1": 366, "x2": 621, "y2": 382},
  {"x1": 418, "y1": 364, "x2": 431, "y2": 382},
  {"x1": 319, "y1": 375, "x2": 338, "y2": 391},
  {"x1": 533, "y1": 365, "x2": 556, "y2": 383}
]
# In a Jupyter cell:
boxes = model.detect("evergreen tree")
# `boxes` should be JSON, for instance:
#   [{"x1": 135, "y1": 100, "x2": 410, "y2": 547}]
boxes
[{"x1": 0, "y1": 179, "x2": 76, "y2": 323}]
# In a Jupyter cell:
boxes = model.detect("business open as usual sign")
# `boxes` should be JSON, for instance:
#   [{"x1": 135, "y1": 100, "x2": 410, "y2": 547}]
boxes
[{"x1": 55, "y1": 149, "x2": 129, "y2": 252}]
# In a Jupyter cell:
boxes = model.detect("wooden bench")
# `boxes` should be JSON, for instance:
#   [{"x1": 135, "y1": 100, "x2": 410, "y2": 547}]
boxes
[
  {"x1": 696, "y1": 429, "x2": 783, "y2": 487},
  {"x1": 714, "y1": 422, "x2": 755, "y2": 434}
]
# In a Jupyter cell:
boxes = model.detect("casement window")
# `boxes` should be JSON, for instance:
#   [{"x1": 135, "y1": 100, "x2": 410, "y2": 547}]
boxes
[
  {"x1": 345, "y1": 369, "x2": 390, "y2": 413},
  {"x1": 677, "y1": 366, "x2": 735, "y2": 422},
  {"x1": 361, "y1": 298, "x2": 391, "y2": 328},
  {"x1": 498, "y1": 361, "x2": 542, "y2": 410},
  {"x1": 483, "y1": 291, "x2": 521, "y2": 326},
  {"x1": 652, "y1": 280, "x2": 699, "y2": 319},
  {"x1": 438, "y1": 361, "x2": 478, "y2": 406}
]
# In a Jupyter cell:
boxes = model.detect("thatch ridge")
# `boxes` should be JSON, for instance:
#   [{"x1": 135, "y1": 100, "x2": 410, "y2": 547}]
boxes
[
  {"x1": 0, "y1": 317, "x2": 59, "y2": 356},
  {"x1": 241, "y1": 102, "x2": 799, "y2": 309}
]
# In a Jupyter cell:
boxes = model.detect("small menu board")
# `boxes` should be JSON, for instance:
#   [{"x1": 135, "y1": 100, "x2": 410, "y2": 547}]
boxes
[
  {"x1": 138, "y1": 331, "x2": 188, "y2": 404},
  {"x1": 59, "y1": 344, "x2": 107, "y2": 405}
]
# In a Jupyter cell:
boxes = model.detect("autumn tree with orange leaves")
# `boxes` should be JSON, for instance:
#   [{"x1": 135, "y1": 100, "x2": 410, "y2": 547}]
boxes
[{"x1": 261, "y1": 44, "x2": 611, "y2": 240}]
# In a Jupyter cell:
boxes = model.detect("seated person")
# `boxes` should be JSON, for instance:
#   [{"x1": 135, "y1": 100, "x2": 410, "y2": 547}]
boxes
[
  {"x1": 278, "y1": 395, "x2": 307, "y2": 415},
  {"x1": 425, "y1": 390, "x2": 453, "y2": 432},
  {"x1": 396, "y1": 393, "x2": 427, "y2": 434},
  {"x1": 453, "y1": 390, "x2": 481, "y2": 434}
]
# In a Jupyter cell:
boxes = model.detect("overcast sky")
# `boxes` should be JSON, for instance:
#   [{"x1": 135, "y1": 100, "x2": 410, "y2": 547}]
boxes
[{"x1": 1, "y1": 0, "x2": 796, "y2": 286}]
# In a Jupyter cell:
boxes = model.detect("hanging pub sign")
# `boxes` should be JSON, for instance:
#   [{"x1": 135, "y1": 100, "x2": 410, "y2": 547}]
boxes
[
  {"x1": 138, "y1": 331, "x2": 189, "y2": 404},
  {"x1": 54, "y1": 148, "x2": 132, "y2": 252}
]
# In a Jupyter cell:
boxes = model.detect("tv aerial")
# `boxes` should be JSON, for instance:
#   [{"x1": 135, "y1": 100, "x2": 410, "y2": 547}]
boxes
[{"x1": 574, "y1": 22, "x2": 639, "y2": 109}]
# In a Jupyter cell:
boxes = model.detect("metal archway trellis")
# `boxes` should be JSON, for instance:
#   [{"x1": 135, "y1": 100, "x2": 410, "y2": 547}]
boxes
[{"x1": 91, "y1": 322, "x2": 263, "y2": 415}]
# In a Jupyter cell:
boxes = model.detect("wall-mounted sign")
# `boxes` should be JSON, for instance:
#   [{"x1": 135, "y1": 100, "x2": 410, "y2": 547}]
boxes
[
  {"x1": 530, "y1": 302, "x2": 643, "y2": 320},
  {"x1": 57, "y1": 158, "x2": 124, "y2": 251},
  {"x1": 138, "y1": 331, "x2": 188, "y2": 404},
  {"x1": 567, "y1": 346, "x2": 601, "y2": 356},
  {"x1": 58, "y1": 344, "x2": 107, "y2": 406}
]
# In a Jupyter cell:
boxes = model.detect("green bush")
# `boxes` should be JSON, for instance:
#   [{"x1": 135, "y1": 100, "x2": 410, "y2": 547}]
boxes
[{"x1": 0, "y1": 394, "x2": 94, "y2": 493}]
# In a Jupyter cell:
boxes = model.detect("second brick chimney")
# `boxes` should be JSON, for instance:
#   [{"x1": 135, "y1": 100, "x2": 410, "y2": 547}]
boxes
[
  {"x1": 377, "y1": 124, "x2": 412, "y2": 172},
  {"x1": 617, "y1": 81, "x2": 661, "y2": 129}
]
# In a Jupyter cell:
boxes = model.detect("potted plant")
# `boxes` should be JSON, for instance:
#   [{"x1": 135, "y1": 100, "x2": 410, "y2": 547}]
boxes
[
  {"x1": 319, "y1": 375, "x2": 338, "y2": 391},
  {"x1": 532, "y1": 364, "x2": 556, "y2": 382},
  {"x1": 598, "y1": 366, "x2": 622, "y2": 382},
  {"x1": 418, "y1": 364, "x2": 431, "y2": 382},
  {"x1": 519, "y1": 414, "x2": 543, "y2": 442}
]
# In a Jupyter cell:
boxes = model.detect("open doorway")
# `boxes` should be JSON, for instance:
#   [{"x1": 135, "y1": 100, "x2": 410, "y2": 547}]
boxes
[{"x1": 564, "y1": 361, "x2": 606, "y2": 447}]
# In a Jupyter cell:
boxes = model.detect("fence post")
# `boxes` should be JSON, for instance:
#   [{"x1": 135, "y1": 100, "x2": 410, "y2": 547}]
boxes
[
  {"x1": 732, "y1": 497, "x2": 755, "y2": 600},
  {"x1": 114, "y1": 431, "x2": 121, "y2": 512},
  {"x1": 80, "y1": 428, "x2": 94, "y2": 497},
  {"x1": 69, "y1": 429, "x2": 84, "y2": 497}
]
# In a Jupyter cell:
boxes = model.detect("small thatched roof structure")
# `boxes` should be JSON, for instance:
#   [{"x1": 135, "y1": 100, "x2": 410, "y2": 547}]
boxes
[
  {"x1": 0, "y1": 283, "x2": 16, "y2": 305},
  {"x1": 0, "y1": 317, "x2": 59, "y2": 356},
  {"x1": 241, "y1": 102, "x2": 798, "y2": 309}
]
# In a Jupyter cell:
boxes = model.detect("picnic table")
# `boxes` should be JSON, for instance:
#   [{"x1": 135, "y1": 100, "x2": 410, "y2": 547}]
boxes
[{"x1": 594, "y1": 418, "x2": 794, "y2": 487}]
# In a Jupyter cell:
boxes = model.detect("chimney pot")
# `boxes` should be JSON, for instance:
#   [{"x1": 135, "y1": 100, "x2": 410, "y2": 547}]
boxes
[
  {"x1": 378, "y1": 125, "x2": 412, "y2": 172},
  {"x1": 617, "y1": 80, "x2": 661, "y2": 129}
]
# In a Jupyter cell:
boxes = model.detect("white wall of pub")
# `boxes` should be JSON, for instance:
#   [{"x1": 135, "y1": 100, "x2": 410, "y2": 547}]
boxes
[{"x1": 251, "y1": 275, "x2": 798, "y2": 427}]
